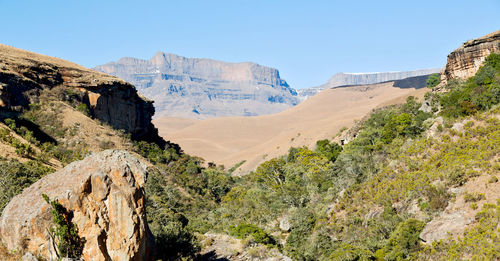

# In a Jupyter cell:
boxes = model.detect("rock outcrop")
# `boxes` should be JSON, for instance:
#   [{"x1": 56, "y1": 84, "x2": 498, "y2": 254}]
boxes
[
  {"x1": 95, "y1": 52, "x2": 299, "y2": 119},
  {"x1": 0, "y1": 44, "x2": 159, "y2": 141},
  {"x1": 442, "y1": 30, "x2": 500, "y2": 83},
  {"x1": 0, "y1": 150, "x2": 152, "y2": 260},
  {"x1": 297, "y1": 69, "x2": 440, "y2": 99}
]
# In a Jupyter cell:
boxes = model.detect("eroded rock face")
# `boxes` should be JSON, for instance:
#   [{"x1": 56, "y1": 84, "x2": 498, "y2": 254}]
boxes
[
  {"x1": 0, "y1": 150, "x2": 152, "y2": 260},
  {"x1": 95, "y1": 52, "x2": 299, "y2": 119},
  {"x1": 0, "y1": 44, "x2": 158, "y2": 141},
  {"x1": 442, "y1": 30, "x2": 500, "y2": 83}
]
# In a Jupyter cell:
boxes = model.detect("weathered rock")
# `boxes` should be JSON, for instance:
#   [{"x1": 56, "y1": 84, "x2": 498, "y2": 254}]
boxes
[
  {"x1": 297, "y1": 69, "x2": 440, "y2": 99},
  {"x1": 442, "y1": 30, "x2": 500, "y2": 83},
  {"x1": 0, "y1": 44, "x2": 159, "y2": 142},
  {"x1": 0, "y1": 150, "x2": 152, "y2": 260},
  {"x1": 95, "y1": 52, "x2": 299, "y2": 119},
  {"x1": 420, "y1": 211, "x2": 473, "y2": 243}
]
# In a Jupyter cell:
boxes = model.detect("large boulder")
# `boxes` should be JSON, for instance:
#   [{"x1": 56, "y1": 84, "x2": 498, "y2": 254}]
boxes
[{"x1": 0, "y1": 150, "x2": 153, "y2": 260}]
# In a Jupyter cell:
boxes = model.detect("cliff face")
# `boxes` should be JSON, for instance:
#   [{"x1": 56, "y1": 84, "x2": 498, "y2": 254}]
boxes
[
  {"x1": 0, "y1": 44, "x2": 158, "y2": 141},
  {"x1": 442, "y1": 30, "x2": 500, "y2": 83},
  {"x1": 95, "y1": 52, "x2": 299, "y2": 119},
  {"x1": 0, "y1": 150, "x2": 152, "y2": 260},
  {"x1": 297, "y1": 69, "x2": 440, "y2": 99}
]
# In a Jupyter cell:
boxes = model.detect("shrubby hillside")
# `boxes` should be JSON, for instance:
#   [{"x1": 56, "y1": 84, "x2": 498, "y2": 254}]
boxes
[{"x1": 0, "y1": 44, "x2": 498, "y2": 260}]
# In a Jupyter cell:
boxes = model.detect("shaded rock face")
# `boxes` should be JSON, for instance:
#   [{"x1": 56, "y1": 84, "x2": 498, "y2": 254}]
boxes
[
  {"x1": 0, "y1": 150, "x2": 152, "y2": 260},
  {"x1": 95, "y1": 52, "x2": 299, "y2": 119},
  {"x1": 297, "y1": 68, "x2": 441, "y2": 99},
  {"x1": 442, "y1": 30, "x2": 500, "y2": 83},
  {"x1": 0, "y1": 44, "x2": 157, "y2": 141}
]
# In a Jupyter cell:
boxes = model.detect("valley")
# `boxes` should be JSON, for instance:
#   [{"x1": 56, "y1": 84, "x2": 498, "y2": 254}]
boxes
[{"x1": 0, "y1": 26, "x2": 498, "y2": 261}]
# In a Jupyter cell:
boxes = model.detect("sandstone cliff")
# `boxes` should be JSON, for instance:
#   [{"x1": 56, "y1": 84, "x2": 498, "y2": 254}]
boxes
[
  {"x1": 442, "y1": 30, "x2": 500, "y2": 83},
  {"x1": 0, "y1": 150, "x2": 152, "y2": 260},
  {"x1": 95, "y1": 52, "x2": 299, "y2": 119},
  {"x1": 0, "y1": 44, "x2": 159, "y2": 142},
  {"x1": 297, "y1": 69, "x2": 440, "y2": 99}
]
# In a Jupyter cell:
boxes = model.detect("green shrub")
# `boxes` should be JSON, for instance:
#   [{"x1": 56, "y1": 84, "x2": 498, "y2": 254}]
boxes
[
  {"x1": 377, "y1": 219, "x2": 425, "y2": 260},
  {"x1": 464, "y1": 192, "x2": 485, "y2": 202},
  {"x1": 426, "y1": 73, "x2": 441, "y2": 88},
  {"x1": 42, "y1": 194, "x2": 84, "y2": 259},
  {"x1": 0, "y1": 158, "x2": 54, "y2": 212},
  {"x1": 75, "y1": 103, "x2": 90, "y2": 116},
  {"x1": 230, "y1": 223, "x2": 276, "y2": 246}
]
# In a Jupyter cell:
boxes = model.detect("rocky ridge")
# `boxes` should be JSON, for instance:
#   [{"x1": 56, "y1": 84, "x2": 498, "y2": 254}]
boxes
[
  {"x1": 0, "y1": 150, "x2": 152, "y2": 260},
  {"x1": 0, "y1": 44, "x2": 160, "y2": 142},
  {"x1": 95, "y1": 52, "x2": 299, "y2": 119},
  {"x1": 441, "y1": 30, "x2": 500, "y2": 83},
  {"x1": 297, "y1": 69, "x2": 440, "y2": 99}
]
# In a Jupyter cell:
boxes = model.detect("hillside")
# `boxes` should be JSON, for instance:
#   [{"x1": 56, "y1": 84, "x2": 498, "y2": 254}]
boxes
[
  {"x1": 0, "y1": 30, "x2": 499, "y2": 261},
  {"x1": 95, "y1": 52, "x2": 299, "y2": 119},
  {"x1": 154, "y1": 80, "x2": 429, "y2": 175}
]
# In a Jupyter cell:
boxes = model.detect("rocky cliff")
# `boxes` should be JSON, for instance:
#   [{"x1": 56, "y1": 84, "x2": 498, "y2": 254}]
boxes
[
  {"x1": 0, "y1": 44, "x2": 160, "y2": 142},
  {"x1": 297, "y1": 69, "x2": 440, "y2": 99},
  {"x1": 0, "y1": 150, "x2": 152, "y2": 260},
  {"x1": 442, "y1": 30, "x2": 500, "y2": 83},
  {"x1": 95, "y1": 52, "x2": 299, "y2": 119}
]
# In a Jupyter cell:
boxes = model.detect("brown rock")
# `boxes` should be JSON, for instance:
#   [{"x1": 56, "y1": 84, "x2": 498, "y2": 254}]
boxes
[
  {"x1": 442, "y1": 30, "x2": 500, "y2": 83},
  {"x1": 0, "y1": 44, "x2": 159, "y2": 142},
  {"x1": 0, "y1": 150, "x2": 153, "y2": 260}
]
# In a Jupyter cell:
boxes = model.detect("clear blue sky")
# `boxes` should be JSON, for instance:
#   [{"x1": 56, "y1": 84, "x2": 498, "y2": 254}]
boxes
[{"x1": 1, "y1": 0, "x2": 499, "y2": 89}]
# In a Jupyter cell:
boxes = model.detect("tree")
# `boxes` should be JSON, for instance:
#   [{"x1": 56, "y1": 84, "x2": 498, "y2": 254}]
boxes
[{"x1": 426, "y1": 73, "x2": 441, "y2": 88}]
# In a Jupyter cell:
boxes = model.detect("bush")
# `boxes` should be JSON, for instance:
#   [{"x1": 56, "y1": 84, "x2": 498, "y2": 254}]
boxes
[
  {"x1": 230, "y1": 223, "x2": 276, "y2": 246},
  {"x1": 464, "y1": 192, "x2": 485, "y2": 202},
  {"x1": 426, "y1": 73, "x2": 441, "y2": 88},
  {"x1": 42, "y1": 194, "x2": 84, "y2": 259},
  {"x1": 0, "y1": 158, "x2": 54, "y2": 212},
  {"x1": 376, "y1": 219, "x2": 425, "y2": 260}
]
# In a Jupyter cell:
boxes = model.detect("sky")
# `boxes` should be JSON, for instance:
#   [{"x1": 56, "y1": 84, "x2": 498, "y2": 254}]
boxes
[{"x1": 0, "y1": 0, "x2": 499, "y2": 89}]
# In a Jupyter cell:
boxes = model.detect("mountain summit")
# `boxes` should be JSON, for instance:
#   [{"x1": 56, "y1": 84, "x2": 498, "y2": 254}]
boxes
[{"x1": 95, "y1": 52, "x2": 299, "y2": 119}]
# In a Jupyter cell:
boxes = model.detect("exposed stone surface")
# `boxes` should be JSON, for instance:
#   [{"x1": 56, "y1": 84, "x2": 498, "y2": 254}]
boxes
[
  {"x1": 442, "y1": 30, "x2": 500, "y2": 83},
  {"x1": 0, "y1": 150, "x2": 152, "y2": 260},
  {"x1": 420, "y1": 211, "x2": 473, "y2": 243},
  {"x1": 95, "y1": 52, "x2": 299, "y2": 119},
  {"x1": 0, "y1": 44, "x2": 159, "y2": 141},
  {"x1": 297, "y1": 69, "x2": 440, "y2": 99}
]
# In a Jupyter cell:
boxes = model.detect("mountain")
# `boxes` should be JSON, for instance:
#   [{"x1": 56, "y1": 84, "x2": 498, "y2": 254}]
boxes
[
  {"x1": 297, "y1": 68, "x2": 441, "y2": 99},
  {"x1": 95, "y1": 52, "x2": 299, "y2": 119},
  {"x1": 154, "y1": 77, "x2": 429, "y2": 175}
]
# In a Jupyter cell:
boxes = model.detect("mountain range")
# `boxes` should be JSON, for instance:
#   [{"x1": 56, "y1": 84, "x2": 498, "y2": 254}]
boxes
[
  {"x1": 94, "y1": 52, "x2": 299, "y2": 119},
  {"x1": 297, "y1": 69, "x2": 441, "y2": 99}
]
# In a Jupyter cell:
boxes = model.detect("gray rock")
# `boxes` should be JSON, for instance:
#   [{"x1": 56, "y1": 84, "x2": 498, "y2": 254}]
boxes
[
  {"x1": 420, "y1": 211, "x2": 473, "y2": 243},
  {"x1": 95, "y1": 52, "x2": 299, "y2": 119},
  {"x1": 22, "y1": 252, "x2": 39, "y2": 261},
  {"x1": 297, "y1": 69, "x2": 441, "y2": 99}
]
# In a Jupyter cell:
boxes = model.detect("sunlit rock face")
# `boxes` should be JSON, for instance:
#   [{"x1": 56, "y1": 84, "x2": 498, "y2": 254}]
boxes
[
  {"x1": 0, "y1": 150, "x2": 152, "y2": 261},
  {"x1": 95, "y1": 52, "x2": 299, "y2": 119},
  {"x1": 442, "y1": 30, "x2": 500, "y2": 83}
]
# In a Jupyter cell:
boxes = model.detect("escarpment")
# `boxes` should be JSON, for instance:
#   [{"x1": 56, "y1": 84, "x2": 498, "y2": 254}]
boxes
[
  {"x1": 95, "y1": 51, "x2": 299, "y2": 119},
  {"x1": 442, "y1": 30, "x2": 500, "y2": 83},
  {"x1": 0, "y1": 150, "x2": 153, "y2": 260},
  {"x1": 0, "y1": 44, "x2": 160, "y2": 142}
]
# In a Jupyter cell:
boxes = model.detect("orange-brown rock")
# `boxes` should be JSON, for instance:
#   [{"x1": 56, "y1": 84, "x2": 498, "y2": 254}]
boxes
[
  {"x1": 0, "y1": 44, "x2": 159, "y2": 142},
  {"x1": 442, "y1": 30, "x2": 500, "y2": 83},
  {"x1": 0, "y1": 150, "x2": 153, "y2": 260}
]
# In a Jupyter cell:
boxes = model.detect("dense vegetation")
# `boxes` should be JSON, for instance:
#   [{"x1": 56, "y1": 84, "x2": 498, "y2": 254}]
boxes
[{"x1": 0, "y1": 53, "x2": 499, "y2": 260}]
